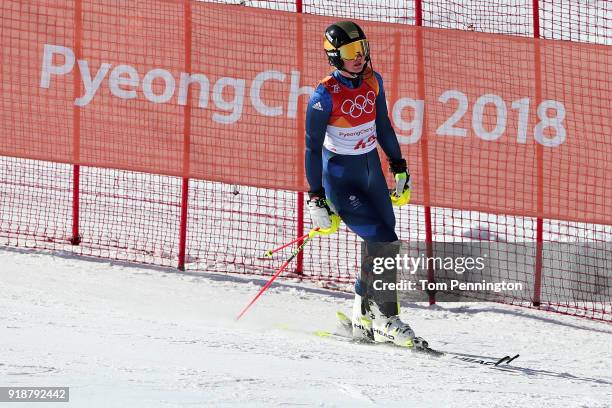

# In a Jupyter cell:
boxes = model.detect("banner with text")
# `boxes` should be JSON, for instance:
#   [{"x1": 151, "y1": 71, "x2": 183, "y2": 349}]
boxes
[{"x1": 0, "y1": 0, "x2": 610, "y2": 224}]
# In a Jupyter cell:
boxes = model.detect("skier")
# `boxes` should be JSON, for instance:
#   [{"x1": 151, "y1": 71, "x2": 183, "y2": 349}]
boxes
[{"x1": 305, "y1": 21, "x2": 426, "y2": 349}]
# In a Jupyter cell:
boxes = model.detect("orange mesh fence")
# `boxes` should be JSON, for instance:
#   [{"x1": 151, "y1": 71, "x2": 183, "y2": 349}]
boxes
[{"x1": 0, "y1": 0, "x2": 610, "y2": 321}]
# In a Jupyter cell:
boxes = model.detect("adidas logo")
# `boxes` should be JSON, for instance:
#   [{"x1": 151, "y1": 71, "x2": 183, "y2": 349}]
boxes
[{"x1": 312, "y1": 101, "x2": 323, "y2": 111}]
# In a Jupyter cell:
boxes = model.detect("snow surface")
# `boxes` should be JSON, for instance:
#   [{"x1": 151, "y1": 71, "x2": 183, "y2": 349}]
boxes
[{"x1": 1, "y1": 248, "x2": 611, "y2": 407}]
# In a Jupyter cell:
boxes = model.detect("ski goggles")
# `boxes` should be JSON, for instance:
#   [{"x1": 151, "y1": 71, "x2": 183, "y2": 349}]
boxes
[{"x1": 336, "y1": 39, "x2": 370, "y2": 61}]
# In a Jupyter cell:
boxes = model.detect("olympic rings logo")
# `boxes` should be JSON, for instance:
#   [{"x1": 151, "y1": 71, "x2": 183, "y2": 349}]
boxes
[{"x1": 340, "y1": 91, "x2": 376, "y2": 118}]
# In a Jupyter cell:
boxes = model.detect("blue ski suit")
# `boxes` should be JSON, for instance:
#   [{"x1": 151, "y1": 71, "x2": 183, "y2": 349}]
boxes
[{"x1": 305, "y1": 69, "x2": 403, "y2": 243}]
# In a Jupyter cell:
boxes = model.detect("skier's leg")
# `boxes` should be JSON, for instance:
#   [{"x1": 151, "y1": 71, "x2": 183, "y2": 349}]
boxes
[
  {"x1": 324, "y1": 173, "x2": 399, "y2": 339},
  {"x1": 361, "y1": 240, "x2": 421, "y2": 348},
  {"x1": 324, "y1": 186, "x2": 398, "y2": 242},
  {"x1": 361, "y1": 240, "x2": 401, "y2": 314},
  {"x1": 322, "y1": 151, "x2": 416, "y2": 344},
  {"x1": 323, "y1": 186, "x2": 396, "y2": 339},
  {"x1": 323, "y1": 151, "x2": 397, "y2": 242}
]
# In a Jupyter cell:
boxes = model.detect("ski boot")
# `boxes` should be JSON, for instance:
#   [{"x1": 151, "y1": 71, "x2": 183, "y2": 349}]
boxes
[
  {"x1": 368, "y1": 300, "x2": 423, "y2": 349},
  {"x1": 351, "y1": 293, "x2": 373, "y2": 341}
]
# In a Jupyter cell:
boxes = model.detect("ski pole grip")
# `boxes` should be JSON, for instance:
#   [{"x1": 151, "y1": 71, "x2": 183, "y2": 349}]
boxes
[
  {"x1": 307, "y1": 227, "x2": 321, "y2": 238},
  {"x1": 263, "y1": 229, "x2": 316, "y2": 258}
]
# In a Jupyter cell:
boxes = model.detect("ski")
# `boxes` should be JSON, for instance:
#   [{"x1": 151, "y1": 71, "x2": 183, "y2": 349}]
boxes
[
  {"x1": 326, "y1": 311, "x2": 520, "y2": 369},
  {"x1": 326, "y1": 311, "x2": 446, "y2": 357},
  {"x1": 313, "y1": 329, "x2": 446, "y2": 357},
  {"x1": 452, "y1": 353, "x2": 522, "y2": 367}
]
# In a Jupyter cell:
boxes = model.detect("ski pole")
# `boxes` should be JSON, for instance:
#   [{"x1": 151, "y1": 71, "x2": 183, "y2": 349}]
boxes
[
  {"x1": 236, "y1": 233, "x2": 314, "y2": 321},
  {"x1": 263, "y1": 228, "x2": 318, "y2": 258}
]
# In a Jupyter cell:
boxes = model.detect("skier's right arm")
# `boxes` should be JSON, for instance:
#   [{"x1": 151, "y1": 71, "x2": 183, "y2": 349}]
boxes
[
  {"x1": 305, "y1": 85, "x2": 339, "y2": 235},
  {"x1": 305, "y1": 85, "x2": 332, "y2": 196}
]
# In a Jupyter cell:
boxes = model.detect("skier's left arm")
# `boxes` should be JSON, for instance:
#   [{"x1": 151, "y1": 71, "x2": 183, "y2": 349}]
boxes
[{"x1": 374, "y1": 72, "x2": 411, "y2": 206}]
